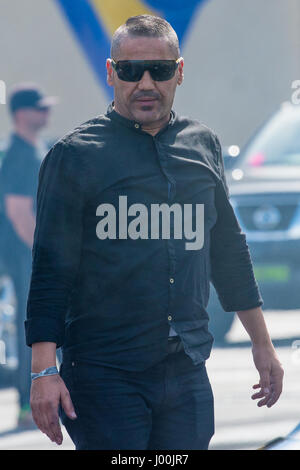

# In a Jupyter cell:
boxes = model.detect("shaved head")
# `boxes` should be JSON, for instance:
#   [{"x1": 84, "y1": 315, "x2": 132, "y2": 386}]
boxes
[{"x1": 111, "y1": 15, "x2": 180, "y2": 60}]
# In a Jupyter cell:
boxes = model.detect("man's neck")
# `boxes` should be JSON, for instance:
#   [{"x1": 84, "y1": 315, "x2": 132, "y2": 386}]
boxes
[
  {"x1": 141, "y1": 118, "x2": 170, "y2": 136},
  {"x1": 112, "y1": 103, "x2": 170, "y2": 136},
  {"x1": 14, "y1": 126, "x2": 38, "y2": 146}
]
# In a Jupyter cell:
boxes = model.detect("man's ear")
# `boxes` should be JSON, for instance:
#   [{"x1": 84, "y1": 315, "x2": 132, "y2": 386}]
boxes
[
  {"x1": 106, "y1": 59, "x2": 114, "y2": 87},
  {"x1": 177, "y1": 58, "x2": 184, "y2": 85}
]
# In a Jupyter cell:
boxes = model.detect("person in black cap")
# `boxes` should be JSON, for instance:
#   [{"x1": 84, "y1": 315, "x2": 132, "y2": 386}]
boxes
[{"x1": 0, "y1": 82, "x2": 57, "y2": 428}]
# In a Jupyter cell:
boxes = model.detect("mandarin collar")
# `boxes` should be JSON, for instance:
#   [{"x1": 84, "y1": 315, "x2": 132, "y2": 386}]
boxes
[{"x1": 106, "y1": 101, "x2": 176, "y2": 136}]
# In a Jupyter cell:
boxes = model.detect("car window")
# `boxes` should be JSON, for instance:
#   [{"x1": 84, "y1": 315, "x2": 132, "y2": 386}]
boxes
[{"x1": 241, "y1": 109, "x2": 300, "y2": 167}]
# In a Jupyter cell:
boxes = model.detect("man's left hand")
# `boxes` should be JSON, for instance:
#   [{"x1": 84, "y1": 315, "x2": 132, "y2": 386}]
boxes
[{"x1": 251, "y1": 344, "x2": 284, "y2": 408}]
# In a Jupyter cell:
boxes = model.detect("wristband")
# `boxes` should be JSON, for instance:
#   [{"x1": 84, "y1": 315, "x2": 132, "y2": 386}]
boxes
[{"x1": 31, "y1": 366, "x2": 59, "y2": 381}]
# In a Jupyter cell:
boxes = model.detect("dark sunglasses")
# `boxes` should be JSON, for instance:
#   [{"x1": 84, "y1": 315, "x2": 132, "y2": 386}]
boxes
[{"x1": 111, "y1": 58, "x2": 182, "y2": 82}]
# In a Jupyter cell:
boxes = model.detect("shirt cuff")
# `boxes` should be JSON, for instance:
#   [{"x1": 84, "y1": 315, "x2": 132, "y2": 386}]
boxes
[
  {"x1": 217, "y1": 285, "x2": 264, "y2": 312},
  {"x1": 24, "y1": 317, "x2": 65, "y2": 348}
]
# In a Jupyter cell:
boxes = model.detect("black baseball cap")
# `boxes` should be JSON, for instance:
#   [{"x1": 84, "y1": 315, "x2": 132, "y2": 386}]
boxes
[{"x1": 9, "y1": 83, "x2": 58, "y2": 114}]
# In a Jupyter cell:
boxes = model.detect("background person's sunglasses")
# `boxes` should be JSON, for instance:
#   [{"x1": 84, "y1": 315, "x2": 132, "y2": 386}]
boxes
[{"x1": 111, "y1": 58, "x2": 182, "y2": 82}]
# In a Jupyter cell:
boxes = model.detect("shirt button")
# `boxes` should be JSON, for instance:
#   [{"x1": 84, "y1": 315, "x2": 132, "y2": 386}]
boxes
[
  {"x1": 170, "y1": 278, "x2": 174, "y2": 284},
  {"x1": 134, "y1": 123, "x2": 140, "y2": 129},
  {"x1": 168, "y1": 315, "x2": 172, "y2": 321}
]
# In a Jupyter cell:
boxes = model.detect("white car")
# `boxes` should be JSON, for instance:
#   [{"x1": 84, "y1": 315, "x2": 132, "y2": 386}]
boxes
[{"x1": 208, "y1": 102, "x2": 300, "y2": 342}]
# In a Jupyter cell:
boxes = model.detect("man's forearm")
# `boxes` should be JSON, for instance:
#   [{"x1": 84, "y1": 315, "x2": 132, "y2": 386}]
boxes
[
  {"x1": 236, "y1": 306, "x2": 273, "y2": 347},
  {"x1": 13, "y1": 211, "x2": 36, "y2": 248},
  {"x1": 5, "y1": 195, "x2": 36, "y2": 248},
  {"x1": 31, "y1": 342, "x2": 57, "y2": 373}
]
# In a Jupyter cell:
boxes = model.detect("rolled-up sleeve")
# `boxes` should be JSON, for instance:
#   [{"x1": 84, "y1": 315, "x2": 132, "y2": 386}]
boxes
[
  {"x1": 25, "y1": 141, "x2": 84, "y2": 347},
  {"x1": 209, "y1": 134, "x2": 263, "y2": 312}
]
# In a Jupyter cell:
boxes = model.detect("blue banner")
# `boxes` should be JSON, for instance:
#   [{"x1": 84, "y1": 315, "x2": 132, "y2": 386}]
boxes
[{"x1": 55, "y1": 0, "x2": 207, "y2": 98}]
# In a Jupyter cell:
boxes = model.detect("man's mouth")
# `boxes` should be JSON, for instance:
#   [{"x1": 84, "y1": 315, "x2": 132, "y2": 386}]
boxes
[
  {"x1": 136, "y1": 98, "x2": 157, "y2": 103},
  {"x1": 135, "y1": 98, "x2": 158, "y2": 109}
]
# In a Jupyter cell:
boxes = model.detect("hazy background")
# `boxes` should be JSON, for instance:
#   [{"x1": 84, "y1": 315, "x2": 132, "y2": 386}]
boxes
[{"x1": 1, "y1": 0, "x2": 300, "y2": 148}]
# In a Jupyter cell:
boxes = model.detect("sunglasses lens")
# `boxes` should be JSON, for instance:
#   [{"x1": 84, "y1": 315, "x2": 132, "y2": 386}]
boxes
[
  {"x1": 116, "y1": 62, "x2": 143, "y2": 82},
  {"x1": 149, "y1": 63, "x2": 177, "y2": 81},
  {"x1": 114, "y1": 61, "x2": 178, "y2": 82}
]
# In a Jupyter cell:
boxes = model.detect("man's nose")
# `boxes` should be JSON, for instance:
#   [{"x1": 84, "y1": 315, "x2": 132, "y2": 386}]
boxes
[{"x1": 137, "y1": 70, "x2": 155, "y2": 89}]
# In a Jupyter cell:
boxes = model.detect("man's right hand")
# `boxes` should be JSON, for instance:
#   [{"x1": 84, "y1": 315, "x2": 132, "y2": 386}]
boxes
[{"x1": 30, "y1": 374, "x2": 77, "y2": 445}]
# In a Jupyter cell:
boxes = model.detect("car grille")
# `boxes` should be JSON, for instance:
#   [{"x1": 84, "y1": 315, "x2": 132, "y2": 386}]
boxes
[{"x1": 237, "y1": 204, "x2": 298, "y2": 231}]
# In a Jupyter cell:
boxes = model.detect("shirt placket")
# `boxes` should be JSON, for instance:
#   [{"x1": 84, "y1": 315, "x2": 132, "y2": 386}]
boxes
[{"x1": 153, "y1": 138, "x2": 177, "y2": 332}]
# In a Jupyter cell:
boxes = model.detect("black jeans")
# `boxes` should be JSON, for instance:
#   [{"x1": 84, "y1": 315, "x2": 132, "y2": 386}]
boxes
[{"x1": 59, "y1": 340, "x2": 215, "y2": 450}]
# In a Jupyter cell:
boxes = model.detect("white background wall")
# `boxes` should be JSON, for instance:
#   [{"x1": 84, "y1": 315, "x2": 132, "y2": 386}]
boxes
[{"x1": 0, "y1": 0, "x2": 300, "y2": 147}]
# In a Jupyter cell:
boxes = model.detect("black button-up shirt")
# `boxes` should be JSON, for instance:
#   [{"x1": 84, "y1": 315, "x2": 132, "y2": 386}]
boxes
[{"x1": 25, "y1": 103, "x2": 263, "y2": 370}]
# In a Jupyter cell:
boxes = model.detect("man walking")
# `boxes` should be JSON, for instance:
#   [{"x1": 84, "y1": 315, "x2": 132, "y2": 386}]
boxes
[
  {"x1": 0, "y1": 83, "x2": 56, "y2": 428},
  {"x1": 26, "y1": 15, "x2": 283, "y2": 449}
]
